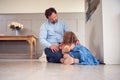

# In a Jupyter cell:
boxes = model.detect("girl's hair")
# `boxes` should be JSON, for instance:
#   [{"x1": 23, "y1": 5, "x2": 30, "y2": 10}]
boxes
[{"x1": 62, "y1": 31, "x2": 78, "y2": 45}]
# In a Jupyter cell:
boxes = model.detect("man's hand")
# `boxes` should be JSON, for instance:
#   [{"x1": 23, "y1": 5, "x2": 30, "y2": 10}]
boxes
[{"x1": 50, "y1": 45, "x2": 59, "y2": 52}]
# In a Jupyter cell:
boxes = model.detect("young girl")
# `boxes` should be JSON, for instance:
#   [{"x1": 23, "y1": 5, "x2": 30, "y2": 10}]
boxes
[{"x1": 59, "y1": 31, "x2": 100, "y2": 65}]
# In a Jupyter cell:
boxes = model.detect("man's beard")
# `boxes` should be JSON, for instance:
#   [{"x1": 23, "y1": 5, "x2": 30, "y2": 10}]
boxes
[{"x1": 51, "y1": 19, "x2": 58, "y2": 24}]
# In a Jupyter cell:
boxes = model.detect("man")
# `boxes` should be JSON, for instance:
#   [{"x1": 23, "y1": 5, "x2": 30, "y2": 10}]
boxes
[{"x1": 39, "y1": 7, "x2": 70, "y2": 63}]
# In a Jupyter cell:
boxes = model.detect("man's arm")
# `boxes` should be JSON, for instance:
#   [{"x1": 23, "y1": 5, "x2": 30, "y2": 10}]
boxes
[{"x1": 39, "y1": 25, "x2": 51, "y2": 48}]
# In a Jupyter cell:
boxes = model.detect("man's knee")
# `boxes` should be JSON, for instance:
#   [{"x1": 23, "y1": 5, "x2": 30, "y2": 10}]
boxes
[{"x1": 44, "y1": 48, "x2": 51, "y2": 54}]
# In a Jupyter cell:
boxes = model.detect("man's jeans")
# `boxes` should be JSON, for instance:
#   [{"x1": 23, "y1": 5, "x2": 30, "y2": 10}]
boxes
[{"x1": 44, "y1": 48, "x2": 63, "y2": 63}]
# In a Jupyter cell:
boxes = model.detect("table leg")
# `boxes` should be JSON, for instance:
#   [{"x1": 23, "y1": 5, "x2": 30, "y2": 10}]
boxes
[
  {"x1": 33, "y1": 39, "x2": 37, "y2": 58},
  {"x1": 27, "y1": 40, "x2": 33, "y2": 59}
]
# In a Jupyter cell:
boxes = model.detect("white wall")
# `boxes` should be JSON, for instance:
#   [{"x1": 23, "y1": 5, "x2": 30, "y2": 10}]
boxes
[
  {"x1": 85, "y1": 0, "x2": 120, "y2": 64},
  {"x1": 0, "y1": 0, "x2": 84, "y2": 13},
  {"x1": 85, "y1": 1, "x2": 104, "y2": 63},
  {"x1": 102, "y1": 0, "x2": 120, "y2": 64}
]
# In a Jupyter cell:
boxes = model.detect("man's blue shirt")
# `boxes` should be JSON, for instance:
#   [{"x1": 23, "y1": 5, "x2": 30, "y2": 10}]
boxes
[{"x1": 40, "y1": 19, "x2": 70, "y2": 48}]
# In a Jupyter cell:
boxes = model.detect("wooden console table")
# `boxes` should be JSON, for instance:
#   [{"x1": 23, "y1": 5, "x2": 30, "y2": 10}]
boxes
[{"x1": 0, "y1": 35, "x2": 37, "y2": 59}]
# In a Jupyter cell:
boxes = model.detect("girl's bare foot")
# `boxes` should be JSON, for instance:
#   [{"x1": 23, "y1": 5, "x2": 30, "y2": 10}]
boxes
[
  {"x1": 74, "y1": 59, "x2": 79, "y2": 63},
  {"x1": 60, "y1": 58, "x2": 64, "y2": 63},
  {"x1": 63, "y1": 57, "x2": 74, "y2": 65},
  {"x1": 62, "y1": 54, "x2": 79, "y2": 65}
]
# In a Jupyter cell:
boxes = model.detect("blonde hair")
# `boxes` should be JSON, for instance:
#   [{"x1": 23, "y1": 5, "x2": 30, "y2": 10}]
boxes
[{"x1": 62, "y1": 31, "x2": 78, "y2": 45}]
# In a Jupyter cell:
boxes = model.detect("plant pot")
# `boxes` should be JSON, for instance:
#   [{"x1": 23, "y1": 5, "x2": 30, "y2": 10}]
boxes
[{"x1": 15, "y1": 30, "x2": 19, "y2": 36}]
